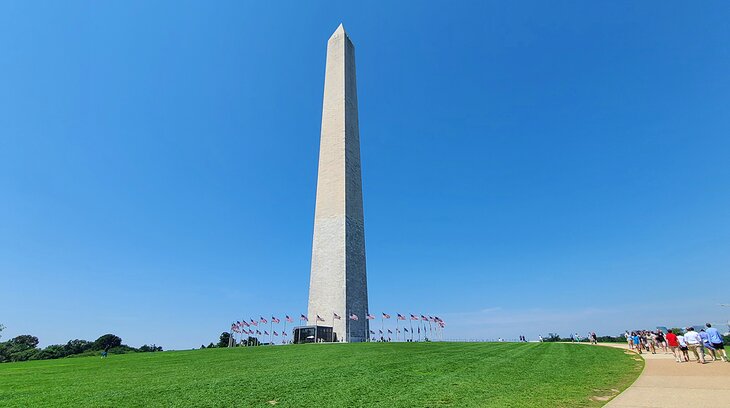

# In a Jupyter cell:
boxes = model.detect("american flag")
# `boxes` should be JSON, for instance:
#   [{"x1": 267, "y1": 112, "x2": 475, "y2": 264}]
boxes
[
  {"x1": 260, "y1": 317, "x2": 268, "y2": 324},
  {"x1": 410, "y1": 314, "x2": 419, "y2": 320},
  {"x1": 369, "y1": 330, "x2": 375, "y2": 334},
  {"x1": 264, "y1": 331, "x2": 269, "y2": 336},
  {"x1": 421, "y1": 315, "x2": 428, "y2": 321},
  {"x1": 366, "y1": 314, "x2": 376, "y2": 320},
  {"x1": 286, "y1": 315, "x2": 294, "y2": 323},
  {"x1": 283, "y1": 332, "x2": 288, "y2": 336},
  {"x1": 256, "y1": 330, "x2": 262, "y2": 335},
  {"x1": 397, "y1": 314, "x2": 406, "y2": 320},
  {"x1": 250, "y1": 319, "x2": 258, "y2": 326},
  {"x1": 379, "y1": 329, "x2": 383, "y2": 334},
  {"x1": 300, "y1": 314, "x2": 308, "y2": 322},
  {"x1": 349, "y1": 314, "x2": 359, "y2": 321},
  {"x1": 273, "y1": 331, "x2": 278, "y2": 336},
  {"x1": 404, "y1": 328, "x2": 409, "y2": 332},
  {"x1": 242, "y1": 320, "x2": 249, "y2": 327},
  {"x1": 387, "y1": 329, "x2": 392, "y2": 334},
  {"x1": 382, "y1": 313, "x2": 391, "y2": 319},
  {"x1": 316, "y1": 315, "x2": 325, "y2": 322},
  {"x1": 272, "y1": 316, "x2": 280, "y2": 324},
  {"x1": 333, "y1": 313, "x2": 341, "y2": 320}
]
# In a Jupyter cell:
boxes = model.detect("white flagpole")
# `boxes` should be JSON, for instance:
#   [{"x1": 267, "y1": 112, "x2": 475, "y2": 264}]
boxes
[
  {"x1": 410, "y1": 317, "x2": 413, "y2": 342},
  {"x1": 396, "y1": 317, "x2": 400, "y2": 342}
]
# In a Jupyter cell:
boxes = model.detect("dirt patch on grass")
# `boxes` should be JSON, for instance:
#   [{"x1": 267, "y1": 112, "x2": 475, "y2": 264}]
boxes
[{"x1": 589, "y1": 388, "x2": 620, "y2": 402}]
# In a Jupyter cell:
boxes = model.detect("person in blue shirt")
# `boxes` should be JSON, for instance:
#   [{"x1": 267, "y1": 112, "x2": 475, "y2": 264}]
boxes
[
  {"x1": 699, "y1": 330, "x2": 717, "y2": 360},
  {"x1": 705, "y1": 323, "x2": 728, "y2": 362},
  {"x1": 632, "y1": 332, "x2": 642, "y2": 354}
]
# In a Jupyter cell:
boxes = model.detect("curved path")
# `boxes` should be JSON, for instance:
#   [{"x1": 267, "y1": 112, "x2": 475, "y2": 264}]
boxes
[{"x1": 603, "y1": 343, "x2": 730, "y2": 407}]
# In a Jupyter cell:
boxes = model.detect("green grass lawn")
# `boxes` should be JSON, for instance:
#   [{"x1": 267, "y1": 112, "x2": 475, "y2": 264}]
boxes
[{"x1": 0, "y1": 342, "x2": 642, "y2": 407}]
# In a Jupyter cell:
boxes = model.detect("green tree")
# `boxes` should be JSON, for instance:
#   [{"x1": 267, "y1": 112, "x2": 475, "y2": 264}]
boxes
[
  {"x1": 64, "y1": 339, "x2": 93, "y2": 355},
  {"x1": 0, "y1": 323, "x2": 5, "y2": 341},
  {"x1": 10, "y1": 335, "x2": 39, "y2": 349},
  {"x1": 0, "y1": 342, "x2": 10, "y2": 363},
  {"x1": 94, "y1": 334, "x2": 122, "y2": 350},
  {"x1": 218, "y1": 332, "x2": 231, "y2": 348},
  {"x1": 32, "y1": 345, "x2": 67, "y2": 360}
]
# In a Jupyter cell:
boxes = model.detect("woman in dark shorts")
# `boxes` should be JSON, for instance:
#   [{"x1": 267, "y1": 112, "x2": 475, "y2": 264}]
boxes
[{"x1": 656, "y1": 330, "x2": 667, "y2": 353}]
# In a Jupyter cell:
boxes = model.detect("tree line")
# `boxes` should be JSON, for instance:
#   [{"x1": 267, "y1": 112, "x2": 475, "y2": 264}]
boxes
[{"x1": 0, "y1": 328, "x2": 162, "y2": 363}]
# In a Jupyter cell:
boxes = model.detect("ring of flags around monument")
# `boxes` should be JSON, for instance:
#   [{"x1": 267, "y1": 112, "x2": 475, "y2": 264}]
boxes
[{"x1": 228, "y1": 313, "x2": 446, "y2": 345}]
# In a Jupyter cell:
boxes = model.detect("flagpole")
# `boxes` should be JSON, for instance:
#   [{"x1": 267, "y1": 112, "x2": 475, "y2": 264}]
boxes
[
  {"x1": 269, "y1": 319, "x2": 273, "y2": 346},
  {"x1": 396, "y1": 318, "x2": 399, "y2": 342},
  {"x1": 315, "y1": 313, "x2": 318, "y2": 344},
  {"x1": 283, "y1": 319, "x2": 287, "y2": 345},
  {"x1": 410, "y1": 317, "x2": 413, "y2": 342},
  {"x1": 347, "y1": 312, "x2": 351, "y2": 343},
  {"x1": 381, "y1": 316, "x2": 384, "y2": 342}
]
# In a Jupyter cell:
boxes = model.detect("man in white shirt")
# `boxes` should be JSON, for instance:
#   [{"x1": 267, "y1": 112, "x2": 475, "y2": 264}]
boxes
[{"x1": 683, "y1": 327, "x2": 706, "y2": 363}]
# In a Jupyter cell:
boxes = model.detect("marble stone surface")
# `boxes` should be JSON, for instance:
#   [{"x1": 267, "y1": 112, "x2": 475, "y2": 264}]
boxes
[{"x1": 307, "y1": 24, "x2": 369, "y2": 342}]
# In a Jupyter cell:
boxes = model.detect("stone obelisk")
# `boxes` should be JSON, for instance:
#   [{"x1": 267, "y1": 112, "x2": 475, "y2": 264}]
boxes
[{"x1": 307, "y1": 24, "x2": 369, "y2": 342}]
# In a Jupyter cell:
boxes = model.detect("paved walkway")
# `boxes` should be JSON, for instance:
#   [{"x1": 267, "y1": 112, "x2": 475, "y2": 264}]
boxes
[{"x1": 603, "y1": 343, "x2": 730, "y2": 407}]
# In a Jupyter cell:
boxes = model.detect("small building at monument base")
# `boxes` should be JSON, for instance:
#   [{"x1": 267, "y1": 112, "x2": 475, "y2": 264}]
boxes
[{"x1": 292, "y1": 326, "x2": 336, "y2": 344}]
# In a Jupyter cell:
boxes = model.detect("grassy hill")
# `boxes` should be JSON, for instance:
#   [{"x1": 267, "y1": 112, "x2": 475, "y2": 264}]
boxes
[{"x1": 0, "y1": 342, "x2": 641, "y2": 407}]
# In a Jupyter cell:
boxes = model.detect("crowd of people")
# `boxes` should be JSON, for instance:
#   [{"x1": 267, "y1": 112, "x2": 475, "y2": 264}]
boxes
[{"x1": 624, "y1": 324, "x2": 728, "y2": 364}]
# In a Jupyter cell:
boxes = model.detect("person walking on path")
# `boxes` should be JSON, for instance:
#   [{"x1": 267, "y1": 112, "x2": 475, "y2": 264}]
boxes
[
  {"x1": 684, "y1": 327, "x2": 706, "y2": 364},
  {"x1": 632, "y1": 332, "x2": 642, "y2": 354},
  {"x1": 705, "y1": 323, "x2": 728, "y2": 362},
  {"x1": 666, "y1": 329, "x2": 682, "y2": 363},
  {"x1": 700, "y1": 329, "x2": 719, "y2": 361},
  {"x1": 648, "y1": 331, "x2": 658, "y2": 354},
  {"x1": 656, "y1": 330, "x2": 667, "y2": 353},
  {"x1": 677, "y1": 332, "x2": 690, "y2": 362}
]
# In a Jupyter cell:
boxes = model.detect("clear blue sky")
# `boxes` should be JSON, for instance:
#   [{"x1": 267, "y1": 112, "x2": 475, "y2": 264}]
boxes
[{"x1": 2, "y1": 2, "x2": 729, "y2": 349}]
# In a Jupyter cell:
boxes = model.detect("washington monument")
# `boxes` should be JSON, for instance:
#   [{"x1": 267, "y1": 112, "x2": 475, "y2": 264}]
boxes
[{"x1": 307, "y1": 24, "x2": 369, "y2": 342}]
